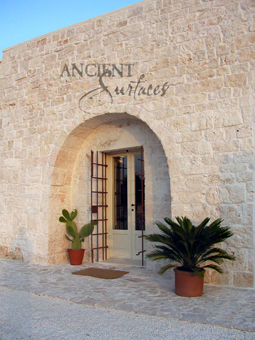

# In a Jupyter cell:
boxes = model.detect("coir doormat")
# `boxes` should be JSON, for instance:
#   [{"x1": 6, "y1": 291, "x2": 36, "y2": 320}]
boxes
[{"x1": 72, "y1": 267, "x2": 129, "y2": 279}]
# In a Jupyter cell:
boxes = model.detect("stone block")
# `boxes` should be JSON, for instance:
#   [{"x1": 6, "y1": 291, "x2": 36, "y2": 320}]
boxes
[
  {"x1": 166, "y1": 116, "x2": 190, "y2": 133},
  {"x1": 229, "y1": 227, "x2": 253, "y2": 249},
  {"x1": 29, "y1": 57, "x2": 44, "y2": 69},
  {"x1": 246, "y1": 182, "x2": 254, "y2": 201},
  {"x1": 233, "y1": 272, "x2": 253, "y2": 287},
  {"x1": 194, "y1": 78, "x2": 224, "y2": 93},
  {"x1": 225, "y1": 73, "x2": 247, "y2": 87},
  {"x1": 57, "y1": 45, "x2": 76, "y2": 60},
  {"x1": 213, "y1": 140, "x2": 240, "y2": 153},
  {"x1": 206, "y1": 187, "x2": 229, "y2": 205},
  {"x1": 181, "y1": 93, "x2": 208, "y2": 105},
  {"x1": 191, "y1": 112, "x2": 214, "y2": 131},
  {"x1": 181, "y1": 140, "x2": 212, "y2": 155},
  {"x1": 219, "y1": 205, "x2": 242, "y2": 224},
  {"x1": 239, "y1": 46, "x2": 255, "y2": 62},
  {"x1": 0, "y1": 245, "x2": 9, "y2": 257},
  {"x1": 227, "y1": 184, "x2": 245, "y2": 204},
  {"x1": 210, "y1": 270, "x2": 231, "y2": 286},
  {"x1": 242, "y1": 204, "x2": 253, "y2": 226},
  {"x1": 240, "y1": 138, "x2": 253, "y2": 151}
]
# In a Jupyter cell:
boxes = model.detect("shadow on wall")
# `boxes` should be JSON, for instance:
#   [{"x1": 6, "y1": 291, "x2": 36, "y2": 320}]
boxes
[
  {"x1": 79, "y1": 118, "x2": 172, "y2": 271},
  {"x1": 118, "y1": 121, "x2": 171, "y2": 273},
  {"x1": 9, "y1": 227, "x2": 33, "y2": 262},
  {"x1": 119, "y1": 121, "x2": 172, "y2": 222},
  {"x1": 48, "y1": 112, "x2": 172, "y2": 264}
]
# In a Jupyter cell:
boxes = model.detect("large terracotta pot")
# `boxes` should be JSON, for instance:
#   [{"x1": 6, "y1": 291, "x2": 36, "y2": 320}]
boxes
[
  {"x1": 174, "y1": 268, "x2": 204, "y2": 297},
  {"x1": 67, "y1": 249, "x2": 85, "y2": 265}
]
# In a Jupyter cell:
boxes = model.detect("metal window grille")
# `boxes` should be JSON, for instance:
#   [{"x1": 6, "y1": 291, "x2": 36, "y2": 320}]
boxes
[{"x1": 90, "y1": 151, "x2": 108, "y2": 262}]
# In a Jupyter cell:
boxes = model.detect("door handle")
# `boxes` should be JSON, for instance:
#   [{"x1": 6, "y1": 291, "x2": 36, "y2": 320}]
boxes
[{"x1": 131, "y1": 203, "x2": 137, "y2": 211}]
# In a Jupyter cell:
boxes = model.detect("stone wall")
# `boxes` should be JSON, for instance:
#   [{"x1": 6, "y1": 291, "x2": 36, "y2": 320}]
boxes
[
  {"x1": 69, "y1": 118, "x2": 171, "y2": 264},
  {"x1": 0, "y1": 0, "x2": 254, "y2": 287}
]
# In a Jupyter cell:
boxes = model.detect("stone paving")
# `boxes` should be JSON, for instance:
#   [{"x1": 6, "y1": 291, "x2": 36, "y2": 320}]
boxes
[{"x1": 0, "y1": 258, "x2": 255, "y2": 332}]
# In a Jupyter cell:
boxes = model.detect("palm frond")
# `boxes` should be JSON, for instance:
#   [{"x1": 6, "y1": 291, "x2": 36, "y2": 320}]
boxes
[
  {"x1": 146, "y1": 216, "x2": 235, "y2": 278},
  {"x1": 146, "y1": 247, "x2": 183, "y2": 264},
  {"x1": 199, "y1": 251, "x2": 236, "y2": 266},
  {"x1": 154, "y1": 221, "x2": 174, "y2": 237},
  {"x1": 192, "y1": 268, "x2": 205, "y2": 278},
  {"x1": 194, "y1": 217, "x2": 210, "y2": 238},
  {"x1": 145, "y1": 234, "x2": 187, "y2": 257},
  {"x1": 201, "y1": 263, "x2": 224, "y2": 274},
  {"x1": 163, "y1": 217, "x2": 186, "y2": 239},
  {"x1": 158, "y1": 263, "x2": 177, "y2": 275}
]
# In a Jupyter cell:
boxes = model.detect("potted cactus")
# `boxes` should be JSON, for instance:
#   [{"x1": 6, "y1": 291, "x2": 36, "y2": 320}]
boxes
[
  {"x1": 59, "y1": 209, "x2": 96, "y2": 265},
  {"x1": 145, "y1": 216, "x2": 235, "y2": 297}
]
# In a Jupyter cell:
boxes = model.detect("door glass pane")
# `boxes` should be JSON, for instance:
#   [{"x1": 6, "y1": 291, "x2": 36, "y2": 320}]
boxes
[
  {"x1": 114, "y1": 156, "x2": 127, "y2": 230},
  {"x1": 135, "y1": 154, "x2": 145, "y2": 231}
]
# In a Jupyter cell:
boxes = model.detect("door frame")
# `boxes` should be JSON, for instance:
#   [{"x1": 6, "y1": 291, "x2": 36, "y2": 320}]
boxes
[{"x1": 106, "y1": 147, "x2": 145, "y2": 262}]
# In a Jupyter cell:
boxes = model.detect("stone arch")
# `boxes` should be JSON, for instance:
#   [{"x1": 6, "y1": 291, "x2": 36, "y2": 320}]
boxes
[{"x1": 48, "y1": 112, "x2": 171, "y2": 265}]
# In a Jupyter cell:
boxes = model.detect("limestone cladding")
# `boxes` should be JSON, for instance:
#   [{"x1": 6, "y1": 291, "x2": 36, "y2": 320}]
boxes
[{"x1": 0, "y1": 0, "x2": 254, "y2": 288}]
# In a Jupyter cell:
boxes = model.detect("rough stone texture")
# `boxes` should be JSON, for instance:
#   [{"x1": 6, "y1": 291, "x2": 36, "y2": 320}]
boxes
[
  {"x1": 0, "y1": 0, "x2": 255, "y2": 288},
  {"x1": 1, "y1": 258, "x2": 255, "y2": 333}
]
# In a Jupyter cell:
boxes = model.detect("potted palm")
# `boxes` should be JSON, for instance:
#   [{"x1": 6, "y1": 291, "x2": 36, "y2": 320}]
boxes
[
  {"x1": 145, "y1": 216, "x2": 235, "y2": 297},
  {"x1": 59, "y1": 209, "x2": 96, "y2": 265}
]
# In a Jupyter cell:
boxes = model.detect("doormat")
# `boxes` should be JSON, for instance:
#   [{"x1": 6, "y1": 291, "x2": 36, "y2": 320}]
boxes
[{"x1": 72, "y1": 267, "x2": 129, "y2": 279}]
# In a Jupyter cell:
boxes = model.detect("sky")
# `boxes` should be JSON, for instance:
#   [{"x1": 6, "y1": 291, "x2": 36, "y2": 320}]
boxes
[{"x1": 0, "y1": 0, "x2": 140, "y2": 59}]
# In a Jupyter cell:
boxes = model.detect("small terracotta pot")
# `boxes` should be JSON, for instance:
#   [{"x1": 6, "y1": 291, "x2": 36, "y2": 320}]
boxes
[
  {"x1": 67, "y1": 249, "x2": 85, "y2": 265},
  {"x1": 174, "y1": 268, "x2": 204, "y2": 297}
]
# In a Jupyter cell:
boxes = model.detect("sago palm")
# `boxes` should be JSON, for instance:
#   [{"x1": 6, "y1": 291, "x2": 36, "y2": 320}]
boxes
[{"x1": 145, "y1": 216, "x2": 235, "y2": 278}]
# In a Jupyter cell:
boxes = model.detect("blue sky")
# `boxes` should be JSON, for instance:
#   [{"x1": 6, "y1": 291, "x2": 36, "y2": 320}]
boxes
[{"x1": 0, "y1": 0, "x2": 140, "y2": 59}]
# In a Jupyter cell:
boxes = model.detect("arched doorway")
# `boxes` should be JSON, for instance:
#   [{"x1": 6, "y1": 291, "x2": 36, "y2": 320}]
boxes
[{"x1": 48, "y1": 113, "x2": 171, "y2": 267}]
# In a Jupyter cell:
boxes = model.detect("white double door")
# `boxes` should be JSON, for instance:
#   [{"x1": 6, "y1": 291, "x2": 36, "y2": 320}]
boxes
[{"x1": 108, "y1": 151, "x2": 144, "y2": 261}]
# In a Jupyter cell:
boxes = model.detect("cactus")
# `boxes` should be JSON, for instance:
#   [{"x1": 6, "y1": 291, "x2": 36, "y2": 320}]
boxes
[{"x1": 59, "y1": 209, "x2": 96, "y2": 250}]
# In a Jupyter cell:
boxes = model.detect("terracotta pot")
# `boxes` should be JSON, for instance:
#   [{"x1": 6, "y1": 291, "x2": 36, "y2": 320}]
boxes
[
  {"x1": 67, "y1": 249, "x2": 85, "y2": 265},
  {"x1": 174, "y1": 268, "x2": 204, "y2": 297}
]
